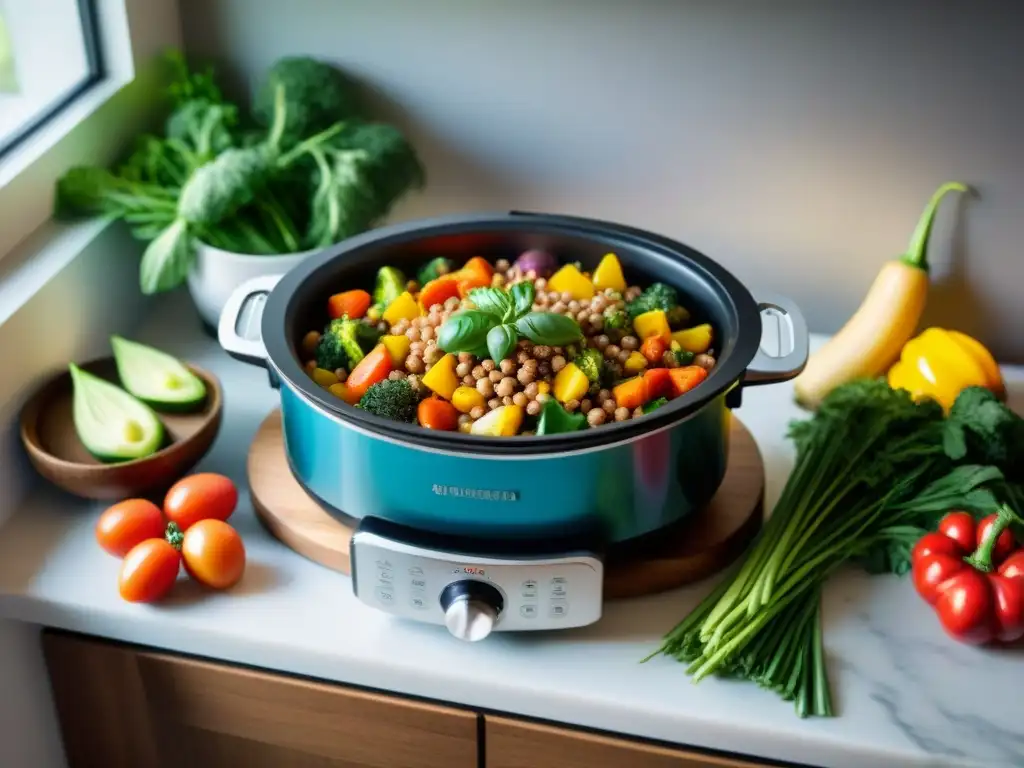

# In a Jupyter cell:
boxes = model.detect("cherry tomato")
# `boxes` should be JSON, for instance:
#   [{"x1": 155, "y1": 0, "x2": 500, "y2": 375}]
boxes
[
  {"x1": 118, "y1": 539, "x2": 181, "y2": 603},
  {"x1": 164, "y1": 473, "x2": 238, "y2": 531},
  {"x1": 95, "y1": 499, "x2": 165, "y2": 557},
  {"x1": 181, "y1": 519, "x2": 246, "y2": 590}
]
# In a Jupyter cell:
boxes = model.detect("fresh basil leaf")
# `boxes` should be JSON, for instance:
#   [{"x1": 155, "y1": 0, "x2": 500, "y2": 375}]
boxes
[
  {"x1": 437, "y1": 310, "x2": 496, "y2": 354},
  {"x1": 536, "y1": 398, "x2": 587, "y2": 435},
  {"x1": 468, "y1": 287, "x2": 512, "y2": 319},
  {"x1": 509, "y1": 281, "x2": 536, "y2": 318},
  {"x1": 487, "y1": 324, "x2": 518, "y2": 362},
  {"x1": 515, "y1": 312, "x2": 583, "y2": 346}
]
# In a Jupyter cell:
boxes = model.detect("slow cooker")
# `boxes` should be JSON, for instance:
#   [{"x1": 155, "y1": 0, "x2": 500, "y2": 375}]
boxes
[{"x1": 219, "y1": 212, "x2": 808, "y2": 641}]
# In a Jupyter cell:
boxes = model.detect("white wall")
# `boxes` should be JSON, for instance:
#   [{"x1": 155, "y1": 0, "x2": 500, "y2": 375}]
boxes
[
  {"x1": 182, "y1": 0, "x2": 1024, "y2": 362},
  {"x1": 0, "y1": 222, "x2": 156, "y2": 768}
]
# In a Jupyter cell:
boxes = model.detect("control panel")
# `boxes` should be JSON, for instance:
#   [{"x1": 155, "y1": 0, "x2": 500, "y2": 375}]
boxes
[{"x1": 350, "y1": 528, "x2": 604, "y2": 640}]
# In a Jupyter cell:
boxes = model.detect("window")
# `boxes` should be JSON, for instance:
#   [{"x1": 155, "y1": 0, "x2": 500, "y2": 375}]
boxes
[{"x1": 0, "y1": 0, "x2": 102, "y2": 159}]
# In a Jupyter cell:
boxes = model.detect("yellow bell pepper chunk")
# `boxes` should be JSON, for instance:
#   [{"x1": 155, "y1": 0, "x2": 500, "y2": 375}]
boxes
[
  {"x1": 382, "y1": 291, "x2": 421, "y2": 325},
  {"x1": 672, "y1": 323, "x2": 713, "y2": 354},
  {"x1": 312, "y1": 368, "x2": 339, "y2": 387},
  {"x1": 623, "y1": 351, "x2": 648, "y2": 374},
  {"x1": 421, "y1": 353, "x2": 459, "y2": 400},
  {"x1": 328, "y1": 382, "x2": 360, "y2": 405},
  {"x1": 547, "y1": 264, "x2": 595, "y2": 300},
  {"x1": 380, "y1": 334, "x2": 412, "y2": 366},
  {"x1": 470, "y1": 405, "x2": 524, "y2": 436},
  {"x1": 632, "y1": 309, "x2": 672, "y2": 343},
  {"x1": 592, "y1": 253, "x2": 627, "y2": 292},
  {"x1": 451, "y1": 385, "x2": 487, "y2": 414},
  {"x1": 536, "y1": 381, "x2": 551, "y2": 395},
  {"x1": 887, "y1": 327, "x2": 1004, "y2": 412},
  {"x1": 552, "y1": 362, "x2": 590, "y2": 403}
]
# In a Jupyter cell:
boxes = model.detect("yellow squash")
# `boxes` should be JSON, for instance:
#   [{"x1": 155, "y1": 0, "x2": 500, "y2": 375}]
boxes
[
  {"x1": 792, "y1": 182, "x2": 970, "y2": 410},
  {"x1": 888, "y1": 328, "x2": 1004, "y2": 412}
]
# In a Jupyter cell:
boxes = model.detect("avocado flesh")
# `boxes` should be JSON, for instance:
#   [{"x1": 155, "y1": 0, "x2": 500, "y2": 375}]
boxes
[
  {"x1": 69, "y1": 364, "x2": 164, "y2": 462},
  {"x1": 110, "y1": 335, "x2": 206, "y2": 411}
]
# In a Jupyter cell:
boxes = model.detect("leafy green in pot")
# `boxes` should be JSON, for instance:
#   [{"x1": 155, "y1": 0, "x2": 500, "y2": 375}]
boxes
[
  {"x1": 536, "y1": 399, "x2": 587, "y2": 436},
  {"x1": 416, "y1": 257, "x2": 455, "y2": 287},
  {"x1": 437, "y1": 282, "x2": 582, "y2": 359}
]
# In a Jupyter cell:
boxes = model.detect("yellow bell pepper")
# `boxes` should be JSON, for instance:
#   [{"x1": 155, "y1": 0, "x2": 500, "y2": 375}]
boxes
[
  {"x1": 312, "y1": 368, "x2": 339, "y2": 387},
  {"x1": 451, "y1": 385, "x2": 486, "y2": 414},
  {"x1": 470, "y1": 405, "x2": 524, "y2": 436},
  {"x1": 592, "y1": 253, "x2": 627, "y2": 292},
  {"x1": 887, "y1": 328, "x2": 1004, "y2": 412},
  {"x1": 632, "y1": 309, "x2": 671, "y2": 343},
  {"x1": 547, "y1": 264, "x2": 595, "y2": 300},
  {"x1": 380, "y1": 334, "x2": 411, "y2": 366},
  {"x1": 671, "y1": 324, "x2": 713, "y2": 354},
  {"x1": 421, "y1": 353, "x2": 459, "y2": 400},
  {"x1": 552, "y1": 362, "x2": 590, "y2": 403},
  {"x1": 623, "y1": 351, "x2": 648, "y2": 374},
  {"x1": 381, "y1": 291, "x2": 421, "y2": 325}
]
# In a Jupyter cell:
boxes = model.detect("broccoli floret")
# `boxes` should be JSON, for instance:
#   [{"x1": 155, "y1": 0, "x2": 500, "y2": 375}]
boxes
[
  {"x1": 575, "y1": 348, "x2": 604, "y2": 394},
  {"x1": 252, "y1": 57, "x2": 363, "y2": 144},
  {"x1": 314, "y1": 318, "x2": 378, "y2": 371},
  {"x1": 603, "y1": 308, "x2": 629, "y2": 330},
  {"x1": 671, "y1": 347, "x2": 695, "y2": 366},
  {"x1": 358, "y1": 379, "x2": 418, "y2": 422},
  {"x1": 626, "y1": 282, "x2": 679, "y2": 320},
  {"x1": 416, "y1": 257, "x2": 455, "y2": 286},
  {"x1": 373, "y1": 266, "x2": 406, "y2": 310}
]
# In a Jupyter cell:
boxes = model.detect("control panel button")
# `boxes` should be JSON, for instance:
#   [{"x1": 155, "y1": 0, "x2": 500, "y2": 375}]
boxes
[
  {"x1": 375, "y1": 587, "x2": 395, "y2": 605},
  {"x1": 522, "y1": 579, "x2": 538, "y2": 598},
  {"x1": 411, "y1": 578, "x2": 426, "y2": 589},
  {"x1": 520, "y1": 604, "x2": 538, "y2": 618},
  {"x1": 551, "y1": 582, "x2": 567, "y2": 597},
  {"x1": 408, "y1": 566, "x2": 424, "y2": 576},
  {"x1": 549, "y1": 599, "x2": 569, "y2": 618},
  {"x1": 410, "y1": 595, "x2": 428, "y2": 610},
  {"x1": 379, "y1": 570, "x2": 394, "y2": 582}
]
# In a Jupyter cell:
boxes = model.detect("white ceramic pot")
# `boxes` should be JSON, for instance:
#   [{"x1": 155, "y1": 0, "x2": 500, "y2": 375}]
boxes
[{"x1": 187, "y1": 241, "x2": 325, "y2": 329}]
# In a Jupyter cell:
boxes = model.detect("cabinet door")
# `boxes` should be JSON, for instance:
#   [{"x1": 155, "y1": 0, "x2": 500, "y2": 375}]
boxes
[
  {"x1": 485, "y1": 716, "x2": 780, "y2": 768},
  {"x1": 43, "y1": 631, "x2": 478, "y2": 768}
]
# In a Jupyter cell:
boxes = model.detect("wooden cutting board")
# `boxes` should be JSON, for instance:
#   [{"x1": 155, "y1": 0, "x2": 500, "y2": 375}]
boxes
[{"x1": 248, "y1": 410, "x2": 764, "y2": 599}]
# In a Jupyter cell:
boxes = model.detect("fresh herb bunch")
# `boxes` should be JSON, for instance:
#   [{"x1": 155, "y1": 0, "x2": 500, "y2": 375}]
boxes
[
  {"x1": 645, "y1": 381, "x2": 1023, "y2": 718},
  {"x1": 54, "y1": 52, "x2": 424, "y2": 295},
  {"x1": 436, "y1": 281, "x2": 583, "y2": 361}
]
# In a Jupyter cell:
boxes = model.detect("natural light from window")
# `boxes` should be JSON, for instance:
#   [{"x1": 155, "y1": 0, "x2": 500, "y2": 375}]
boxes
[{"x1": 0, "y1": 0, "x2": 99, "y2": 157}]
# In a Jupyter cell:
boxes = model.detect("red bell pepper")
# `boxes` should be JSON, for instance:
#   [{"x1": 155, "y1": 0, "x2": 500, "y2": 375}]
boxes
[{"x1": 911, "y1": 505, "x2": 1024, "y2": 645}]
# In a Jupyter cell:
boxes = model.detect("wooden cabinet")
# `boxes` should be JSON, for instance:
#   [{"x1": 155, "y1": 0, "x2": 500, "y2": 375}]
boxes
[
  {"x1": 43, "y1": 631, "x2": 785, "y2": 768},
  {"x1": 42, "y1": 631, "x2": 478, "y2": 768},
  {"x1": 485, "y1": 716, "x2": 778, "y2": 768}
]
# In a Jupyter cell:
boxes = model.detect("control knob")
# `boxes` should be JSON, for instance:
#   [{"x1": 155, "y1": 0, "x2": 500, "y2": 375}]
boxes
[{"x1": 439, "y1": 580, "x2": 504, "y2": 642}]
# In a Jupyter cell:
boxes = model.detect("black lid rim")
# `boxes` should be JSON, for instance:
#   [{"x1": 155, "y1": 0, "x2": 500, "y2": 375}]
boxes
[{"x1": 262, "y1": 212, "x2": 762, "y2": 457}]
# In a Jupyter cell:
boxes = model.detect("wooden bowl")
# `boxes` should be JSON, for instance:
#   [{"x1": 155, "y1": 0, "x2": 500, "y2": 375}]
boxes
[{"x1": 19, "y1": 358, "x2": 223, "y2": 500}]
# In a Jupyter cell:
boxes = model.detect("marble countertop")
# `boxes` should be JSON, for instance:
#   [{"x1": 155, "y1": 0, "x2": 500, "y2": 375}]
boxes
[{"x1": 1, "y1": 293, "x2": 1022, "y2": 768}]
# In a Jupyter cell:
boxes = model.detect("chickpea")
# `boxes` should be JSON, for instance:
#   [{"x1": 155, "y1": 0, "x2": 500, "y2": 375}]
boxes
[
  {"x1": 446, "y1": 297, "x2": 463, "y2": 312},
  {"x1": 405, "y1": 327, "x2": 419, "y2": 341},
  {"x1": 512, "y1": 391, "x2": 529, "y2": 407},
  {"x1": 462, "y1": 374, "x2": 475, "y2": 386},
  {"x1": 424, "y1": 347, "x2": 443, "y2": 365},
  {"x1": 477, "y1": 378, "x2": 495, "y2": 397},
  {"x1": 604, "y1": 344, "x2": 621, "y2": 360},
  {"x1": 587, "y1": 408, "x2": 607, "y2": 426},
  {"x1": 496, "y1": 377, "x2": 517, "y2": 398},
  {"x1": 334, "y1": 368, "x2": 348, "y2": 382},
  {"x1": 551, "y1": 355, "x2": 567, "y2": 373},
  {"x1": 523, "y1": 381, "x2": 539, "y2": 399},
  {"x1": 300, "y1": 331, "x2": 321, "y2": 358},
  {"x1": 502, "y1": 395, "x2": 514, "y2": 406},
  {"x1": 469, "y1": 406, "x2": 486, "y2": 419},
  {"x1": 488, "y1": 397, "x2": 502, "y2": 410},
  {"x1": 526, "y1": 400, "x2": 542, "y2": 417},
  {"x1": 537, "y1": 362, "x2": 552, "y2": 378},
  {"x1": 456, "y1": 362, "x2": 472, "y2": 377},
  {"x1": 388, "y1": 370, "x2": 404, "y2": 381},
  {"x1": 516, "y1": 350, "x2": 531, "y2": 365},
  {"x1": 495, "y1": 258, "x2": 510, "y2": 272},
  {"x1": 588, "y1": 313, "x2": 604, "y2": 330},
  {"x1": 617, "y1": 350, "x2": 631, "y2": 364},
  {"x1": 489, "y1": 369, "x2": 504, "y2": 384},
  {"x1": 593, "y1": 334, "x2": 610, "y2": 350},
  {"x1": 576, "y1": 309, "x2": 591, "y2": 324},
  {"x1": 620, "y1": 335, "x2": 639, "y2": 351},
  {"x1": 522, "y1": 358, "x2": 539, "y2": 372},
  {"x1": 517, "y1": 367, "x2": 536, "y2": 386},
  {"x1": 499, "y1": 359, "x2": 517, "y2": 375},
  {"x1": 614, "y1": 406, "x2": 631, "y2": 421},
  {"x1": 550, "y1": 301, "x2": 568, "y2": 314},
  {"x1": 603, "y1": 400, "x2": 617, "y2": 415},
  {"x1": 560, "y1": 291, "x2": 573, "y2": 303},
  {"x1": 633, "y1": 406, "x2": 645, "y2": 418},
  {"x1": 471, "y1": 365, "x2": 486, "y2": 380},
  {"x1": 567, "y1": 300, "x2": 581, "y2": 313},
  {"x1": 420, "y1": 326, "x2": 435, "y2": 341},
  {"x1": 695, "y1": 353, "x2": 716, "y2": 370},
  {"x1": 663, "y1": 351, "x2": 679, "y2": 368},
  {"x1": 536, "y1": 392, "x2": 552, "y2": 404},
  {"x1": 532, "y1": 345, "x2": 552, "y2": 360},
  {"x1": 458, "y1": 413, "x2": 472, "y2": 427},
  {"x1": 405, "y1": 355, "x2": 425, "y2": 374},
  {"x1": 407, "y1": 374, "x2": 422, "y2": 391},
  {"x1": 580, "y1": 399, "x2": 592, "y2": 414},
  {"x1": 597, "y1": 389, "x2": 612, "y2": 403},
  {"x1": 534, "y1": 277, "x2": 547, "y2": 291},
  {"x1": 481, "y1": 359, "x2": 496, "y2": 372}
]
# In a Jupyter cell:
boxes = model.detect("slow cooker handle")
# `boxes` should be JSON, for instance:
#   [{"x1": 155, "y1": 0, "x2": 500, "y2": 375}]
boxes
[
  {"x1": 744, "y1": 293, "x2": 809, "y2": 386},
  {"x1": 217, "y1": 274, "x2": 283, "y2": 369}
]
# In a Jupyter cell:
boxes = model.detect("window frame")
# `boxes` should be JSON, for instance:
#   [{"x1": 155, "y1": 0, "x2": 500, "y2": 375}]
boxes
[{"x1": 0, "y1": 0, "x2": 182, "y2": 262}]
